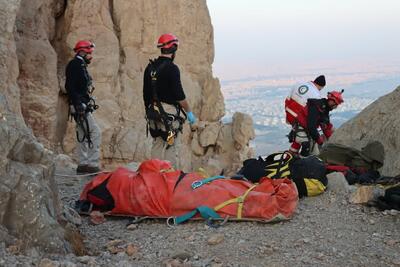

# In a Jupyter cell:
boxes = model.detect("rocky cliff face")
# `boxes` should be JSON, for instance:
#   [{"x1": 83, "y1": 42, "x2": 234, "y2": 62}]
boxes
[
  {"x1": 330, "y1": 86, "x2": 400, "y2": 176},
  {"x1": 15, "y1": 0, "x2": 254, "y2": 174},
  {"x1": 1, "y1": 0, "x2": 254, "y2": 252},
  {"x1": 1, "y1": 0, "x2": 67, "y2": 252}
]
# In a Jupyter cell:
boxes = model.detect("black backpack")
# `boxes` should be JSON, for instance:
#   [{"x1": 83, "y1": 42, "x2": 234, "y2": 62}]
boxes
[
  {"x1": 238, "y1": 152, "x2": 327, "y2": 198},
  {"x1": 237, "y1": 152, "x2": 293, "y2": 183},
  {"x1": 376, "y1": 185, "x2": 400, "y2": 211}
]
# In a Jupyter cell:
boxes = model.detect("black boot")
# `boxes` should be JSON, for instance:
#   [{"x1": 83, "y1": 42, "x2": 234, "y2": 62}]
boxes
[{"x1": 76, "y1": 164, "x2": 88, "y2": 174}]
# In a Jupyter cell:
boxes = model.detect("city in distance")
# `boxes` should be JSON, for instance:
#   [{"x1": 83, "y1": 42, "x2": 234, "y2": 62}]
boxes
[{"x1": 221, "y1": 67, "x2": 400, "y2": 156}]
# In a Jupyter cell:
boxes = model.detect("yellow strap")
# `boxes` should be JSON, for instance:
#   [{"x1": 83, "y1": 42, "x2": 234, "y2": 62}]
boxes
[
  {"x1": 264, "y1": 152, "x2": 293, "y2": 179},
  {"x1": 265, "y1": 165, "x2": 290, "y2": 178},
  {"x1": 160, "y1": 167, "x2": 175, "y2": 173},
  {"x1": 214, "y1": 184, "x2": 257, "y2": 219}
]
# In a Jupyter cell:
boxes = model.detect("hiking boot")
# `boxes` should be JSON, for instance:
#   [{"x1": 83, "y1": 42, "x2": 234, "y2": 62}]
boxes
[
  {"x1": 85, "y1": 165, "x2": 101, "y2": 174},
  {"x1": 76, "y1": 164, "x2": 89, "y2": 174}
]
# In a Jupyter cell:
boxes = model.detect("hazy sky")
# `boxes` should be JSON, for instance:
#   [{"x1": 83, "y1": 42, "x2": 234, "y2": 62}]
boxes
[{"x1": 207, "y1": 0, "x2": 400, "y2": 80}]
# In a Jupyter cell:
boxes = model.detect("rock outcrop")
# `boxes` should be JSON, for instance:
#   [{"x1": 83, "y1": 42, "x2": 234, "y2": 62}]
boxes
[
  {"x1": 0, "y1": 0, "x2": 254, "y2": 253},
  {"x1": 330, "y1": 86, "x2": 400, "y2": 176},
  {"x1": 14, "y1": 0, "x2": 254, "y2": 174},
  {"x1": 0, "y1": 0, "x2": 67, "y2": 252}
]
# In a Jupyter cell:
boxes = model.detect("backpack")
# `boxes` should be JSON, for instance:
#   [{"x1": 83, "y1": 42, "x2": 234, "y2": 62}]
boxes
[
  {"x1": 289, "y1": 155, "x2": 327, "y2": 197},
  {"x1": 238, "y1": 152, "x2": 327, "y2": 197},
  {"x1": 376, "y1": 184, "x2": 400, "y2": 211},
  {"x1": 319, "y1": 142, "x2": 385, "y2": 171},
  {"x1": 237, "y1": 152, "x2": 293, "y2": 183}
]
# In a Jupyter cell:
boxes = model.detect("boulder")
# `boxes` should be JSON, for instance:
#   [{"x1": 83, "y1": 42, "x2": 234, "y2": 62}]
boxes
[
  {"x1": 199, "y1": 122, "x2": 221, "y2": 147},
  {"x1": 350, "y1": 185, "x2": 385, "y2": 204},
  {"x1": 232, "y1": 112, "x2": 255, "y2": 150},
  {"x1": 0, "y1": 0, "x2": 68, "y2": 253},
  {"x1": 0, "y1": 97, "x2": 67, "y2": 252},
  {"x1": 327, "y1": 172, "x2": 352, "y2": 196},
  {"x1": 330, "y1": 86, "x2": 400, "y2": 176}
]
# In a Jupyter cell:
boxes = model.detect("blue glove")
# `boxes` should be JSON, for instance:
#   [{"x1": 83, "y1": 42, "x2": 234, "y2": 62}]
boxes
[{"x1": 187, "y1": 111, "x2": 196, "y2": 125}]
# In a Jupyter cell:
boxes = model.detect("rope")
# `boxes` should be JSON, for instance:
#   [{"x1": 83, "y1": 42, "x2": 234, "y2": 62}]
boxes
[{"x1": 54, "y1": 170, "x2": 110, "y2": 177}]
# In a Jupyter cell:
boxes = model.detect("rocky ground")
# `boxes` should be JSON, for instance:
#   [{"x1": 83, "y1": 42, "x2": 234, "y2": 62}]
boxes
[{"x1": 1, "y1": 162, "x2": 400, "y2": 267}]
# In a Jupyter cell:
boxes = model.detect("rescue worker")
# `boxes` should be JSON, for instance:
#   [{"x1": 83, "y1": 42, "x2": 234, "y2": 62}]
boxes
[
  {"x1": 65, "y1": 40, "x2": 101, "y2": 174},
  {"x1": 288, "y1": 90, "x2": 344, "y2": 156},
  {"x1": 143, "y1": 33, "x2": 196, "y2": 169},
  {"x1": 285, "y1": 75, "x2": 326, "y2": 124}
]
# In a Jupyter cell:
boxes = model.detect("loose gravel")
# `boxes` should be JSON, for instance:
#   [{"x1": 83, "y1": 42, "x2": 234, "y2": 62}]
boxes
[{"x1": 1, "y1": 165, "x2": 399, "y2": 267}]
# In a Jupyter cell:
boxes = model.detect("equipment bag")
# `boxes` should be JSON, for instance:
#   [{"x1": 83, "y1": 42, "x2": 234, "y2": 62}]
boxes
[
  {"x1": 376, "y1": 184, "x2": 400, "y2": 211},
  {"x1": 237, "y1": 152, "x2": 294, "y2": 183},
  {"x1": 238, "y1": 152, "x2": 327, "y2": 197},
  {"x1": 77, "y1": 159, "x2": 299, "y2": 222},
  {"x1": 289, "y1": 155, "x2": 327, "y2": 197},
  {"x1": 319, "y1": 142, "x2": 384, "y2": 171}
]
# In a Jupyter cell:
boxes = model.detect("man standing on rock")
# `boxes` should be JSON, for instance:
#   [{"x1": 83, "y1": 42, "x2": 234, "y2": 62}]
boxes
[
  {"x1": 143, "y1": 33, "x2": 196, "y2": 169},
  {"x1": 65, "y1": 40, "x2": 101, "y2": 174}
]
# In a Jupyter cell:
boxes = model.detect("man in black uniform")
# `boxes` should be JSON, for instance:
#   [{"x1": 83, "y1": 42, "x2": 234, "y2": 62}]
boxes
[
  {"x1": 300, "y1": 90, "x2": 344, "y2": 156},
  {"x1": 65, "y1": 40, "x2": 101, "y2": 174},
  {"x1": 143, "y1": 33, "x2": 196, "y2": 169}
]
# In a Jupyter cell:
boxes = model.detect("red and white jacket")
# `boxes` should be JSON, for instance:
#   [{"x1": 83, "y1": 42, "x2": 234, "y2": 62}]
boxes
[{"x1": 285, "y1": 81, "x2": 321, "y2": 128}]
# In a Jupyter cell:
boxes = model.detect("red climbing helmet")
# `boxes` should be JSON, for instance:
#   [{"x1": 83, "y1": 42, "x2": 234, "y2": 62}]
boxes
[
  {"x1": 74, "y1": 40, "x2": 95, "y2": 54},
  {"x1": 157, "y1": 34, "x2": 179, "y2": 49},
  {"x1": 327, "y1": 89, "x2": 344, "y2": 105}
]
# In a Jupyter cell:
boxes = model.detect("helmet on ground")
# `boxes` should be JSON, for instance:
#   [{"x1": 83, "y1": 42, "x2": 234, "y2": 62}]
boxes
[
  {"x1": 327, "y1": 89, "x2": 344, "y2": 105},
  {"x1": 157, "y1": 34, "x2": 179, "y2": 49},
  {"x1": 74, "y1": 40, "x2": 95, "y2": 54}
]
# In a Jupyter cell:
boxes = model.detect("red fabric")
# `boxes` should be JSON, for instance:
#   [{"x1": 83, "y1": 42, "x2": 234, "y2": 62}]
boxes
[
  {"x1": 87, "y1": 195, "x2": 108, "y2": 206},
  {"x1": 321, "y1": 123, "x2": 334, "y2": 139},
  {"x1": 326, "y1": 165, "x2": 370, "y2": 176},
  {"x1": 80, "y1": 159, "x2": 299, "y2": 220},
  {"x1": 290, "y1": 141, "x2": 301, "y2": 153},
  {"x1": 326, "y1": 165, "x2": 350, "y2": 174},
  {"x1": 316, "y1": 135, "x2": 324, "y2": 145},
  {"x1": 285, "y1": 98, "x2": 307, "y2": 127}
]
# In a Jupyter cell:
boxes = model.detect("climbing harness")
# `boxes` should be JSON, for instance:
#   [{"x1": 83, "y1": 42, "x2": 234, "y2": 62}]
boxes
[
  {"x1": 71, "y1": 97, "x2": 98, "y2": 149},
  {"x1": 145, "y1": 59, "x2": 186, "y2": 148},
  {"x1": 287, "y1": 123, "x2": 320, "y2": 157}
]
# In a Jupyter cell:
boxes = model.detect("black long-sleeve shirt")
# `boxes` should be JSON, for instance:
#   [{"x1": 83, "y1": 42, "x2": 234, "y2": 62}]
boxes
[
  {"x1": 307, "y1": 98, "x2": 331, "y2": 141},
  {"x1": 65, "y1": 56, "x2": 92, "y2": 107},
  {"x1": 143, "y1": 57, "x2": 186, "y2": 107}
]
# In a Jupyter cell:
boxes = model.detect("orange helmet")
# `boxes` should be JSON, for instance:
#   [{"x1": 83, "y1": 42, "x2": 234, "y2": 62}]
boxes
[
  {"x1": 327, "y1": 90, "x2": 344, "y2": 105},
  {"x1": 157, "y1": 34, "x2": 179, "y2": 49},
  {"x1": 74, "y1": 40, "x2": 95, "y2": 54}
]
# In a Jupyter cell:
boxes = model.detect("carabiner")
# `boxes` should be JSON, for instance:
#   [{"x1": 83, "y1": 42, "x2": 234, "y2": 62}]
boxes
[{"x1": 191, "y1": 180, "x2": 203, "y2": 190}]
